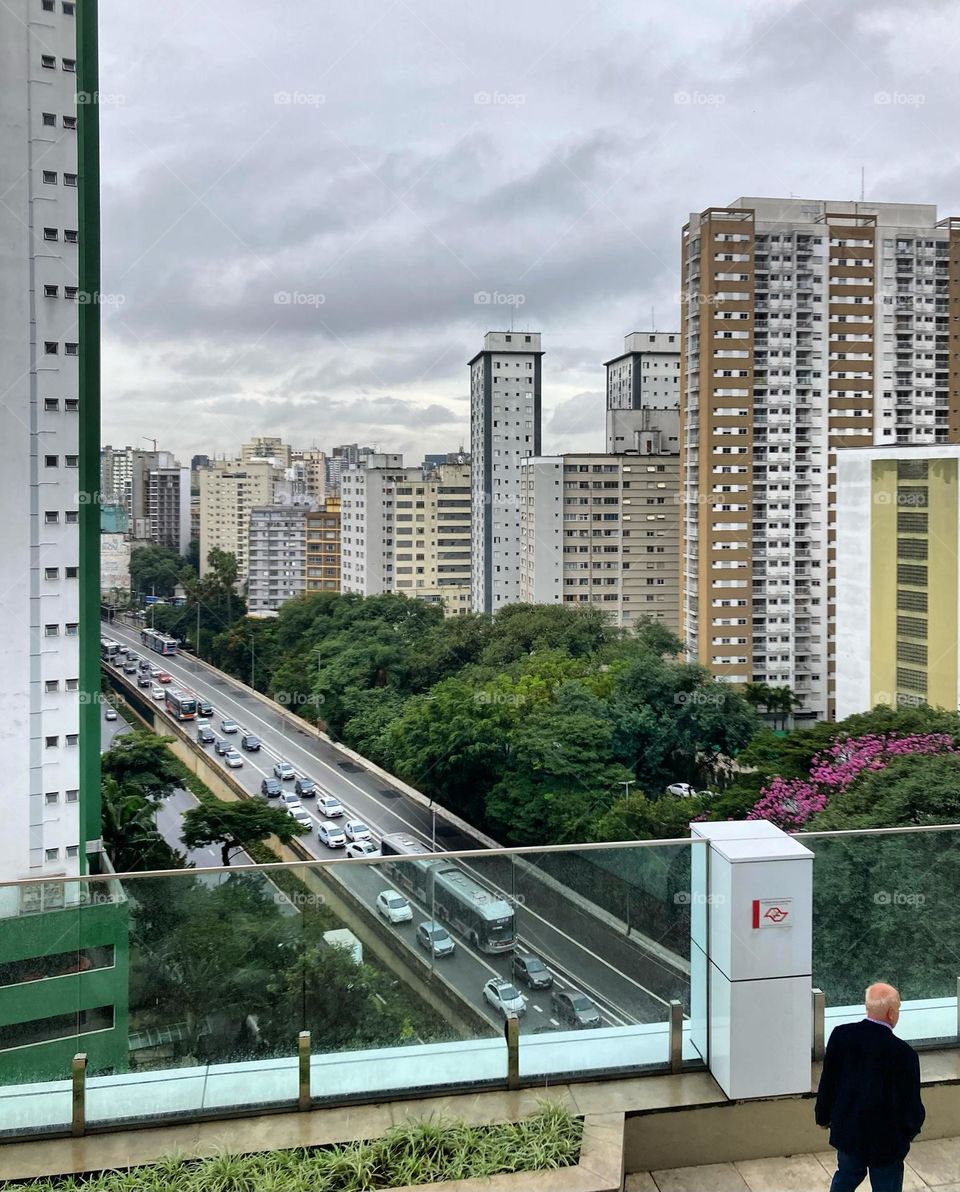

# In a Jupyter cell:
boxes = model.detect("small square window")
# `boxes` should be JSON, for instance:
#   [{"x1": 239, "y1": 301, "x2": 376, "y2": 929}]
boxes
[
  {"x1": 42, "y1": 112, "x2": 56, "y2": 127},
  {"x1": 43, "y1": 228, "x2": 58, "y2": 241},
  {"x1": 65, "y1": 789, "x2": 79, "y2": 803},
  {"x1": 65, "y1": 565, "x2": 78, "y2": 577},
  {"x1": 44, "y1": 284, "x2": 59, "y2": 297},
  {"x1": 45, "y1": 791, "x2": 59, "y2": 806},
  {"x1": 44, "y1": 341, "x2": 58, "y2": 354},
  {"x1": 65, "y1": 398, "x2": 78, "y2": 411},
  {"x1": 61, "y1": 58, "x2": 75, "y2": 72},
  {"x1": 41, "y1": 54, "x2": 56, "y2": 69},
  {"x1": 64, "y1": 229, "x2": 78, "y2": 243},
  {"x1": 65, "y1": 510, "x2": 78, "y2": 524},
  {"x1": 65, "y1": 454, "x2": 78, "y2": 467},
  {"x1": 45, "y1": 679, "x2": 59, "y2": 692},
  {"x1": 42, "y1": 0, "x2": 55, "y2": 9},
  {"x1": 65, "y1": 342, "x2": 78, "y2": 356},
  {"x1": 44, "y1": 624, "x2": 59, "y2": 636},
  {"x1": 45, "y1": 736, "x2": 58, "y2": 748},
  {"x1": 63, "y1": 173, "x2": 77, "y2": 187},
  {"x1": 65, "y1": 622, "x2": 78, "y2": 635},
  {"x1": 65, "y1": 733, "x2": 79, "y2": 746},
  {"x1": 62, "y1": 1, "x2": 75, "y2": 12},
  {"x1": 45, "y1": 454, "x2": 58, "y2": 467},
  {"x1": 64, "y1": 286, "x2": 77, "y2": 299},
  {"x1": 45, "y1": 566, "x2": 59, "y2": 579},
  {"x1": 63, "y1": 115, "x2": 77, "y2": 130},
  {"x1": 45, "y1": 848, "x2": 59, "y2": 862},
  {"x1": 44, "y1": 510, "x2": 58, "y2": 524},
  {"x1": 43, "y1": 170, "x2": 57, "y2": 184},
  {"x1": 44, "y1": 398, "x2": 59, "y2": 411},
  {"x1": 66, "y1": 845, "x2": 79, "y2": 858},
  {"x1": 66, "y1": 677, "x2": 78, "y2": 690}
]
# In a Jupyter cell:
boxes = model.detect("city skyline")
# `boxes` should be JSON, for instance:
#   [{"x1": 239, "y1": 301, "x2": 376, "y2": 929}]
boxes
[{"x1": 95, "y1": 0, "x2": 959, "y2": 459}]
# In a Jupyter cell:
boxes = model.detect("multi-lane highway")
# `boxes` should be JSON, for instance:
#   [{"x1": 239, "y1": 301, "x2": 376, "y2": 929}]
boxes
[{"x1": 103, "y1": 618, "x2": 689, "y2": 1035}]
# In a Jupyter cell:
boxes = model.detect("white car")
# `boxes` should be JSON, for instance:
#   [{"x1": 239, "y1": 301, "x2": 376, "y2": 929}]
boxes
[
  {"x1": 150, "y1": 684, "x2": 164, "y2": 700},
  {"x1": 223, "y1": 749, "x2": 243, "y2": 769},
  {"x1": 343, "y1": 819, "x2": 371, "y2": 843},
  {"x1": 667, "y1": 782, "x2": 695, "y2": 798},
  {"x1": 289, "y1": 806, "x2": 312, "y2": 828},
  {"x1": 482, "y1": 978, "x2": 527, "y2": 1019},
  {"x1": 150, "y1": 667, "x2": 162, "y2": 679},
  {"x1": 220, "y1": 718, "x2": 239, "y2": 734},
  {"x1": 279, "y1": 792, "x2": 302, "y2": 811},
  {"x1": 317, "y1": 820, "x2": 346, "y2": 849},
  {"x1": 345, "y1": 840, "x2": 380, "y2": 859},
  {"x1": 317, "y1": 793, "x2": 344, "y2": 818},
  {"x1": 376, "y1": 889, "x2": 413, "y2": 923},
  {"x1": 274, "y1": 760, "x2": 295, "y2": 781},
  {"x1": 104, "y1": 707, "x2": 117, "y2": 721}
]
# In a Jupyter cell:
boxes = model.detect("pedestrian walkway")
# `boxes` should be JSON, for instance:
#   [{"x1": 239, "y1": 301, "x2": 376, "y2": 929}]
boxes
[{"x1": 627, "y1": 1135, "x2": 960, "y2": 1190}]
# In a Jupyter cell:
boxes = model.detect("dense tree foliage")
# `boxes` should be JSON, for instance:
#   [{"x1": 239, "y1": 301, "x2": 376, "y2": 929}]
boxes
[
  {"x1": 129, "y1": 545, "x2": 186, "y2": 599},
  {"x1": 181, "y1": 801, "x2": 310, "y2": 866},
  {"x1": 100, "y1": 731, "x2": 185, "y2": 872}
]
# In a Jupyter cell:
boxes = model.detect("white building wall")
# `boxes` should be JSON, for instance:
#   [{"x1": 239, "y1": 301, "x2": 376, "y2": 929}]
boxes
[{"x1": 0, "y1": 0, "x2": 81, "y2": 881}]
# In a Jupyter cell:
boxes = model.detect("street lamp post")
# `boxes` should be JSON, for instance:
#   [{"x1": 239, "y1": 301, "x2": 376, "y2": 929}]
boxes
[{"x1": 619, "y1": 779, "x2": 636, "y2": 800}]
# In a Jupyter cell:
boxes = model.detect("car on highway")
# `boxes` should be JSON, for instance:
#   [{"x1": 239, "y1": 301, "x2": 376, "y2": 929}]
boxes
[
  {"x1": 417, "y1": 920, "x2": 455, "y2": 958},
  {"x1": 343, "y1": 819, "x2": 372, "y2": 843},
  {"x1": 294, "y1": 776, "x2": 316, "y2": 797},
  {"x1": 279, "y1": 792, "x2": 302, "y2": 811},
  {"x1": 289, "y1": 806, "x2": 312, "y2": 828},
  {"x1": 274, "y1": 760, "x2": 295, "y2": 781},
  {"x1": 116, "y1": 645, "x2": 128, "y2": 656},
  {"x1": 317, "y1": 821, "x2": 346, "y2": 849},
  {"x1": 376, "y1": 890, "x2": 413, "y2": 924},
  {"x1": 137, "y1": 673, "x2": 152, "y2": 688},
  {"x1": 150, "y1": 667, "x2": 163, "y2": 679},
  {"x1": 112, "y1": 655, "x2": 125, "y2": 667},
  {"x1": 317, "y1": 793, "x2": 344, "y2": 818},
  {"x1": 550, "y1": 989, "x2": 602, "y2": 1029},
  {"x1": 123, "y1": 662, "x2": 137, "y2": 675},
  {"x1": 511, "y1": 953, "x2": 554, "y2": 991},
  {"x1": 198, "y1": 700, "x2": 213, "y2": 717},
  {"x1": 104, "y1": 707, "x2": 118, "y2": 721},
  {"x1": 224, "y1": 749, "x2": 243, "y2": 769},
  {"x1": 241, "y1": 733, "x2": 260, "y2": 752},
  {"x1": 157, "y1": 672, "x2": 172, "y2": 684},
  {"x1": 214, "y1": 738, "x2": 229, "y2": 756},
  {"x1": 126, "y1": 653, "x2": 139, "y2": 665},
  {"x1": 260, "y1": 778, "x2": 282, "y2": 798},
  {"x1": 150, "y1": 684, "x2": 164, "y2": 700},
  {"x1": 220, "y1": 718, "x2": 239, "y2": 734},
  {"x1": 482, "y1": 978, "x2": 526, "y2": 1019},
  {"x1": 197, "y1": 726, "x2": 215, "y2": 746},
  {"x1": 138, "y1": 659, "x2": 151, "y2": 673},
  {"x1": 345, "y1": 840, "x2": 380, "y2": 859}
]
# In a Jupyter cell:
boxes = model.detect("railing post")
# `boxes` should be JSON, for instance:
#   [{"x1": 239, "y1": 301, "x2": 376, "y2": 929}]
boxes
[
  {"x1": 812, "y1": 988, "x2": 825, "y2": 1061},
  {"x1": 669, "y1": 1000, "x2": 683, "y2": 1074},
  {"x1": 956, "y1": 978, "x2": 960, "y2": 1041},
  {"x1": 71, "y1": 1053, "x2": 87, "y2": 1137},
  {"x1": 298, "y1": 1031, "x2": 311, "y2": 1111},
  {"x1": 504, "y1": 1014, "x2": 520, "y2": 1091}
]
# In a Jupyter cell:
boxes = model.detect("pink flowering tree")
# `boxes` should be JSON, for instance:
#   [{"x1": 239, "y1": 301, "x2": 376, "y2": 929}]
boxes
[{"x1": 749, "y1": 732, "x2": 959, "y2": 829}]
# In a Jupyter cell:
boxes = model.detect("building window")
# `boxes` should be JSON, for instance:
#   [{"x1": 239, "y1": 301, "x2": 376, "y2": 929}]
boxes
[
  {"x1": 66, "y1": 677, "x2": 78, "y2": 690},
  {"x1": 42, "y1": 170, "x2": 57, "y2": 185},
  {"x1": 65, "y1": 510, "x2": 78, "y2": 524},
  {"x1": 42, "y1": 112, "x2": 56, "y2": 127},
  {"x1": 44, "y1": 624, "x2": 59, "y2": 636},
  {"x1": 65, "y1": 342, "x2": 78, "y2": 356},
  {"x1": 42, "y1": 0, "x2": 55, "y2": 9},
  {"x1": 65, "y1": 398, "x2": 78, "y2": 411},
  {"x1": 44, "y1": 398, "x2": 59, "y2": 411},
  {"x1": 44, "y1": 567, "x2": 59, "y2": 579},
  {"x1": 65, "y1": 845, "x2": 79, "y2": 858},
  {"x1": 65, "y1": 622, "x2": 78, "y2": 635},
  {"x1": 43, "y1": 341, "x2": 58, "y2": 354},
  {"x1": 65, "y1": 565, "x2": 78, "y2": 577},
  {"x1": 63, "y1": 115, "x2": 77, "y2": 129},
  {"x1": 65, "y1": 285, "x2": 78, "y2": 299},
  {"x1": 43, "y1": 227, "x2": 58, "y2": 242},
  {"x1": 61, "y1": 58, "x2": 76, "y2": 72},
  {"x1": 62, "y1": 1, "x2": 75, "y2": 13},
  {"x1": 45, "y1": 848, "x2": 59, "y2": 862},
  {"x1": 44, "y1": 284, "x2": 59, "y2": 297},
  {"x1": 64, "y1": 172, "x2": 77, "y2": 187},
  {"x1": 45, "y1": 792, "x2": 59, "y2": 805},
  {"x1": 44, "y1": 455, "x2": 58, "y2": 468},
  {"x1": 65, "y1": 733, "x2": 78, "y2": 746},
  {"x1": 64, "y1": 229, "x2": 78, "y2": 243},
  {"x1": 65, "y1": 789, "x2": 78, "y2": 803},
  {"x1": 41, "y1": 54, "x2": 56, "y2": 69},
  {"x1": 45, "y1": 680, "x2": 59, "y2": 693},
  {"x1": 45, "y1": 736, "x2": 58, "y2": 748}
]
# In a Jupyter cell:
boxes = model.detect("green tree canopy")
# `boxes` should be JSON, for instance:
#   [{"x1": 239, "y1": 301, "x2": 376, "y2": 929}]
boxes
[
  {"x1": 181, "y1": 801, "x2": 310, "y2": 866},
  {"x1": 129, "y1": 545, "x2": 184, "y2": 599}
]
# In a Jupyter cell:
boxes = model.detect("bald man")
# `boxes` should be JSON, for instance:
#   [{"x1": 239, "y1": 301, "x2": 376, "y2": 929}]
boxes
[{"x1": 815, "y1": 983, "x2": 925, "y2": 1192}]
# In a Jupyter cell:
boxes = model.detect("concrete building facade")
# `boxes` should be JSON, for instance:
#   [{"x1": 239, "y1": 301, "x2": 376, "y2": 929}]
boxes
[
  {"x1": 680, "y1": 197, "x2": 960, "y2": 719},
  {"x1": 240, "y1": 436, "x2": 291, "y2": 467},
  {"x1": 247, "y1": 506, "x2": 308, "y2": 615},
  {"x1": 305, "y1": 498, "x2": 341, "y2": 593},
  {"x1": 198, "y1": 460, "x2": 278, "y2": 582},
  {"x1": 469, "y1": 331, "x2": 543, "y2": 614},
  {"x1": 835, "y1": 445, "x2": 960, "y2": 718}
]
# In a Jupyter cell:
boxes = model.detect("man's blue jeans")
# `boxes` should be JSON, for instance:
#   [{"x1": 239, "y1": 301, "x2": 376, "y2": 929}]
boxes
[{"x1": 829, "y1": 1150, "x2": 904, "y2": 1192}]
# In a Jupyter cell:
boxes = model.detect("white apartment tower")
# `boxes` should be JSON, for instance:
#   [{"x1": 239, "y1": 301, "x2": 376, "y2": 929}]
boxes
[
  {"x1": 198, "y1": 460, "x2": 278, "y2": 582},
  {"x1": 339, "y1": 455, "x2": 409, "y2": 596},
  {"x1": 470, "y1": 331, "x2": 543, "y2": 613},
  {"x1": 605, "y1": 331, "x2": 681, "y2": 453},
  {"x1": 0, "y1": 0, "x2": 84, "y2": 883},
  {"x1": 247, "y1": 506, "x2": 308, "y2": 615},
  {"x1": 681, "y1": 197, "x2": 960, "y2": 719}
]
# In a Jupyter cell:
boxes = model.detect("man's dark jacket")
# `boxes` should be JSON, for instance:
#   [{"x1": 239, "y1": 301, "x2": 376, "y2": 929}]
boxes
[{"x1": 815, "y1": 1019, "x2": 925, "y2": 1166}]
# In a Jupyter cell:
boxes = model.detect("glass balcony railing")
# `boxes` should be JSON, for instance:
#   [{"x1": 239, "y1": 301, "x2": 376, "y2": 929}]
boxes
[{"x1": 0, "y1": 840, "x2": 704, "y2": 1138}]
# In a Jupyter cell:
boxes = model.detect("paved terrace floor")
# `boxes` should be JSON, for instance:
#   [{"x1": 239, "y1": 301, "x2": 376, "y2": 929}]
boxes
[{"x1": 627, "y1": 1138, "x2": 960, "y2": 1191}]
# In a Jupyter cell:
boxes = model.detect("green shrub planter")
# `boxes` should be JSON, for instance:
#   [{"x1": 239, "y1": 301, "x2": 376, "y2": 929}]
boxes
[{"x1": 6, "y1": 1105, "x2": 584, "y2": 1191}]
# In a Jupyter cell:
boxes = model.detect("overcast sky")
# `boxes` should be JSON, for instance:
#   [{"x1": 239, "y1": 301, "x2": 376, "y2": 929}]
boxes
[{"x1": 98, "y1": 0, "x2": 960, "y2": 463}]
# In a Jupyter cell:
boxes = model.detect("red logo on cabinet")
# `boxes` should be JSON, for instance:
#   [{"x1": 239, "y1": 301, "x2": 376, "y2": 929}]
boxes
[{"x1": 752, "y1": 898, "x2": 793, "y2": 928}]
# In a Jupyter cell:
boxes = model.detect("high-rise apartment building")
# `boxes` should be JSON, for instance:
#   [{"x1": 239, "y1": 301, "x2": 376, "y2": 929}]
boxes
[
  {"x1": 240, "y1": 436, "x2": 292, "y2": 467},
  {"x1": 470, "y1": 331, "x2": 543, "y2": 613},
  {"x1": 198, "y1": 460, "x2": 278, "y2": 582},
  {"x1": 341, "y1": 458, "x2": 472, "y2": 614},
  {"x1": 247, "y1": 506, "x2": 308, "y2": 615},
  {"x1": 144, "y1": 462, "x2": 190, "y2": 553},
  {"x1": 99, "y1": 445, "x2": 189, "y2": 552},
  {"x1": 680, "y1": 198, "x2": 960, "y2": 719},
  {"x1": 835, "y1": 446, "x2": 960, "y2": 718},
  {"x1": 605, "y1": 332, "x2": 681, "y2": 454},
  {"x1": 305, "y1": 498, "x2": 341, "y2": 593},
  {"x1": 291, "y1": 449, "x2": 329, "y2": 504},
  {"x1": 0, "y1": 0, "x2": 127, "y2": 1082}
]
